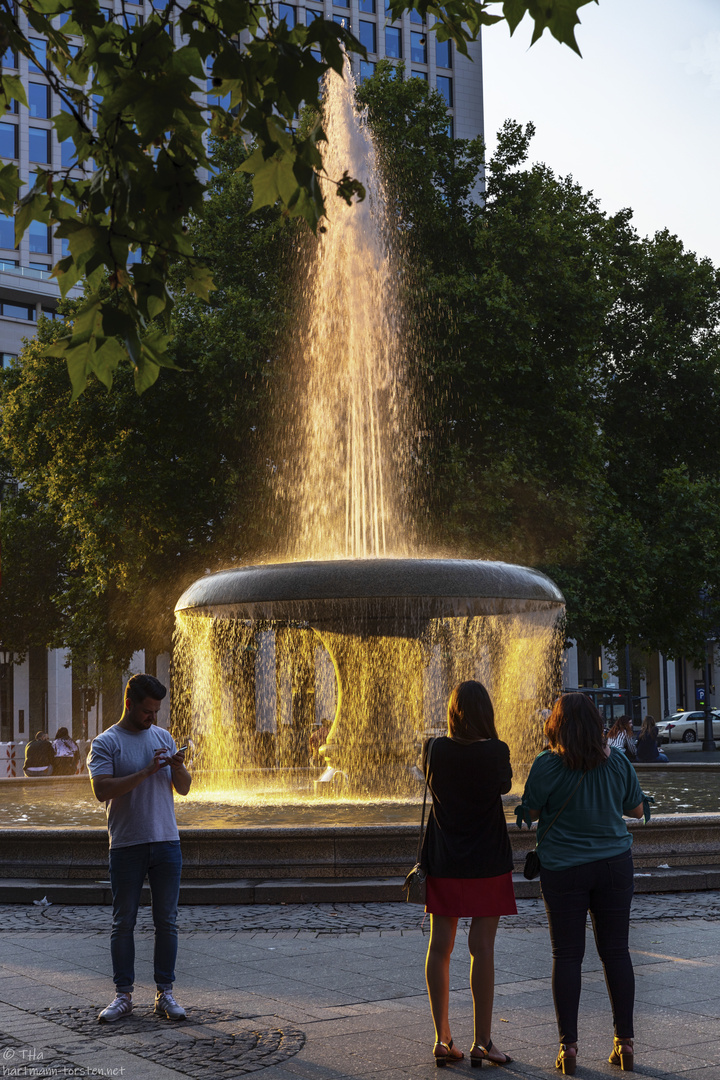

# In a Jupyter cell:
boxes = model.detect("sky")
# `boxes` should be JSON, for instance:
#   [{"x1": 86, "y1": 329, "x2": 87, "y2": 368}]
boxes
[{"x1": 481, "y1": 0, "x2": 720, "y2": 266}]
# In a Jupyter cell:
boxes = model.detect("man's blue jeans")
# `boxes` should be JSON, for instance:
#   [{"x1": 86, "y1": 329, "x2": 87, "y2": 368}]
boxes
[{"x1": 108, "y1": 840, "x2": 182, "y2": 994}]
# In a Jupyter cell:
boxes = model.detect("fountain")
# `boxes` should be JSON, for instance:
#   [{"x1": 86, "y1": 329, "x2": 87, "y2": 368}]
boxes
[{"x1": 169, "y1": 61, "x2": 566, "y2": 805}]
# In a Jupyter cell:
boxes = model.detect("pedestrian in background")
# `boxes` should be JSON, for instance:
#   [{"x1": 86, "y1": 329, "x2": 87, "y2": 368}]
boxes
[
  {"x1": 52, "y1": 727, "x2": 80, "y2": 775},
  {"x1": 517, "y1": 693, "x2": 646, "y2": 1074},
  {"x1": 607, "y1": 716, "x2": 637, "y2": 761},
  {"x1": 635, "y1": 716, "x2": 669, "y2": 763},
  {"x1": 23, "y1": 731, "x2": 54, "y2": 776}
]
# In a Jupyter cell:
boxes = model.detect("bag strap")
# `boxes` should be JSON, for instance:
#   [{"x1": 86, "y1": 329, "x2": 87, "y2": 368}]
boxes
[
  {"x1": 536, "y1": 770, "x2": 586, "y2": 849},
  {"x1": 416, "y1": 737, "x2": 436, "y2": 865}
]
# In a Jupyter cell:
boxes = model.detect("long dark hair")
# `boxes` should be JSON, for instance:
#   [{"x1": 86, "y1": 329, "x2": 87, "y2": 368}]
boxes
[
  {"x1": 447, "y1": 681, "x2": 497, "y2": 741},
  {"x1": 545, "y1": 693, "x2": 606, "y2": 771}
]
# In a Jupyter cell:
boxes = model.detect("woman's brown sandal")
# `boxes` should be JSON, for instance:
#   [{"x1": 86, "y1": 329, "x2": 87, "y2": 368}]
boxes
[
  {"x1": 555, "y1": 1044, "x2": 577, "y2": 1075},
  {"x1": 609, "y1": 1038, "x2": 634, "y2": 1071},
  {"x1": 434, "y1": 1039, "x2": 464, "y2": 1068},
  {"x1": 470, "y1": 1039, "x2": 513, "y2": 1068}
]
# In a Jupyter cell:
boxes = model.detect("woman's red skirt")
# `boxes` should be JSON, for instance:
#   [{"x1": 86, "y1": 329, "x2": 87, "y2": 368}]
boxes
[{"x1": 426, "y1": 872, "x2": 517, "y2": 917}]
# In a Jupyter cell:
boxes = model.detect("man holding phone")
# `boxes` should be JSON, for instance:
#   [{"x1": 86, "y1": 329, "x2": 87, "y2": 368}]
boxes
[{"x1": 87, "y1": 673, "x2": 192, "y2": 1024}]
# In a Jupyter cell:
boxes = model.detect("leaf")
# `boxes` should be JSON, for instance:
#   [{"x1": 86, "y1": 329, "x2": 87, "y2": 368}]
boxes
[
  {"x1": 0, "y1": 162, "x2": 21, "y2": 214},
  {"x1": 0, "y1": 74, "x2": 28, "y2": 109}
]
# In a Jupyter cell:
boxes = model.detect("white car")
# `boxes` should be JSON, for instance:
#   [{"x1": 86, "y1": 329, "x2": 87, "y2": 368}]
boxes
[{"x1": 656, "y1": 711, "x2": 720, "y2": 743}]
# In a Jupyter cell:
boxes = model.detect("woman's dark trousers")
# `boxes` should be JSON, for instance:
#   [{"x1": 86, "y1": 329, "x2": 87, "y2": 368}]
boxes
[{"x1": 540, "y1": 850, "x2": 635, "y2": 1044}]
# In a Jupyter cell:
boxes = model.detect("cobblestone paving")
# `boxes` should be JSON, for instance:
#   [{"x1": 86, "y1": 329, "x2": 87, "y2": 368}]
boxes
[
  {"x1": 0, "y1": 1033, "x2": 80, "y2": 1077},
  {"x1": 0, "y1": 892, "x2": 718, "y2": 935},
  {"x1": 21, "y1": 1006, "x2": 306, "y2": 1078}
]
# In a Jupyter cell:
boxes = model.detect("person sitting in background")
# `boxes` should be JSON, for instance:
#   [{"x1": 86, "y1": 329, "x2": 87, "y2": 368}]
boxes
[
  {"x1": 23, "y1": 732, "x2": 54, "y2": 777},
  {"x1": 635, "y1": 715, "x2": 669, "y2": 763},
  {"x1": 53, "y1": 727, "x2": 80, "y2": 775},
  {"x1": 606, "y1": 716, "x2": 637, "y2": 761}
]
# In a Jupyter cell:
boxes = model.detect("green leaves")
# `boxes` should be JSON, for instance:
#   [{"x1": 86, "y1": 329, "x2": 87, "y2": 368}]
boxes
[{"x1": 1, "y1": 0, "x2": 595, "y2": 396}]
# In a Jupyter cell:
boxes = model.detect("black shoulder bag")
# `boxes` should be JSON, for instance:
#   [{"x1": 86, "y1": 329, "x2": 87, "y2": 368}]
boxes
[
  {"x1": 402, "y1": 737, "x2": 435, "y2": 904},
  {"x1": 523, "y1": 770, "x2": 586, "y2": 880}
]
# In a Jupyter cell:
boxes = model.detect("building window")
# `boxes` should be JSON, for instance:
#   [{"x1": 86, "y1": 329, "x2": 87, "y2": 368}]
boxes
[
  {"x1": 61, "y1": 138, "x2": 76, "y2": 168},
  {"x1": 359, "y1": 0, "x2": 375, "y2": 11},
  {"x1": 29, "y1": 38, "x2": 47, "y2": 71},
  {"x1": 0, "y1": 215, "x2": 15, "y2": 249},
  {"x1": 2, "y1": 353, "x2": 18, "y2": 367},
  {"x1": 0, "y1": 258, "x2": 19, "y2": 270},
  {"x1": 0, "y1": 122, "x2": 18, "y2": 160},
  {"x1": 278, "y1": 2, "x2": 296, "y2": 26},
  {"x1": 410, "y1": 31, "x2": 426, "y2": 64},
  {"x1": 409, "y1": 8, "x2": 422, "y2": 22},
  {"x1": 411, "y1": 69, "x2": 427, "y2": 80},
  {"x1": 29, "y1": 83, "x2": 51, "y2": 119},
  {"x1": 305, "y1": 5, "x2": 322, "y2": 19},
  {"x1": 121, "y1": 11, "x2": 142, "y2": 26},
  {"x1": 29, "y1": 126, "x2": 51, "y2": 164},
  {"x1": 2, "y1": 48, "x2": 18, "y2": 68},
  {"x1": 333, "y1": 13, "x2": 349, "y2": 26},
  {"x1": 385, "y1": 26, "x2": 401, "y2": 58},
  {"x1": 333, "y1": 0, "x2": 349, "y2": 7},
  {"x1": 359, "y1": 60, "x2": 375, "y2": 82},
  {"x1": 436, "y1": 38, "x2": 451, "y2": 68},
  {"x1": 29, "y1": 220, "x2": 51, "y2": 254},
  {"x1": 358, "y1": 20, "x2": 376, "y2": 54},
  {"x1": 1, "y1": 301, "x2": 36, "y2": 321},
  {"x1": 436, "y1": 75, "x2": 453, "y2": 106}
]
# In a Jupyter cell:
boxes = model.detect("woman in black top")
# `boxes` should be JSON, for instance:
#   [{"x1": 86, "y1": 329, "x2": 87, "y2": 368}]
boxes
[{"x1": 422, "y1": 680, "x2": 516, "y2": 1068}]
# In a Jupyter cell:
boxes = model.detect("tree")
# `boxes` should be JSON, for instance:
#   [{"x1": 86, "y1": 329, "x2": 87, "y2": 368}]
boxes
[
  {"x1": 0, "y1": 137, "x2": 293, "y2": 667},
  {"x1": 358, "y1": 67, "x2": 720, "y2": 660},
  {"x1": 0, "y1": 0, "x2": 597, "y2": 395}
]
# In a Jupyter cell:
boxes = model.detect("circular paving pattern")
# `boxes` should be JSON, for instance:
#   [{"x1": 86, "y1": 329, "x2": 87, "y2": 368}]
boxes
[{"x1": 36, "y1": 1005, "x2": 305, "y2": 1077}]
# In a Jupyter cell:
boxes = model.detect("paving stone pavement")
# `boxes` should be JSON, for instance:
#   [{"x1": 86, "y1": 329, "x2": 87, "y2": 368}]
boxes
[{"x1": 0, "y1": 894, "x2": 719, "y2": 1080}]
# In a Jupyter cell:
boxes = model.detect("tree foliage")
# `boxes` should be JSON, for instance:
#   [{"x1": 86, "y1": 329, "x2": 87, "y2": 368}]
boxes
[
  {"x1": 0, "y1": 0, "x2": 596, "y2": 395},
  {"x1": 0, "y1": 138, "x2": 292, "y2": 667},
  {"x1": 358, "y1": 68, "x2": 720, "y2": 660},
  {"x1": 6, "y1": 64, "x2": 720, "y2": 667}
]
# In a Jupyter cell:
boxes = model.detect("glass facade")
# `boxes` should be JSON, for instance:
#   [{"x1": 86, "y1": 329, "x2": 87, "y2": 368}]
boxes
[
  {"x1": 0, "y1": 122, "x2": 18, "y2": 160},
  {"x1": 0, "y1": 215, "x2": 14, "y2": 250},
  {"x1": 278, "y1": 3, "x2": 296, "y2": 26},
  {"x1": 29, "y1": 126, "x2": 51, "y2": 164},
  {"x1": 358, "y1": 20, "x2": 376, "y2": 54},
  {"x1": 436, "y1": 75, "x2": 453, "y2": 107},
  {"x1": 29, "y1": 83, "x2": 51, "y2": 119},
  {"x1": 385, "y1": 26, "x2": 401, "y2": 58},
  {"x1": 410, "y1": 31, "x2": 426, "y2": 64},
  {"x1": 436, "y1": 38, "x2": 451, "y2": 68},
  {"x1": 29, "y1": 221, "x2": 51, "y2": 254}
]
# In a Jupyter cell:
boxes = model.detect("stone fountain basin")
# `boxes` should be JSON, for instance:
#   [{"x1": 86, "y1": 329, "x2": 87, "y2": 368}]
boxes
[{"x1": 174, "y1": 558, "x2": 564, "y2": 630}]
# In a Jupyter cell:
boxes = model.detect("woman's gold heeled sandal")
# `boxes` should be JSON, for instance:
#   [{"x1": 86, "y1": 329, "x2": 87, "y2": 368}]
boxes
[
  {"x1": 470, "y1": 1039, "x2": 513, "y2": 1068},
  {"x1": 434, "y1": 1039, "x2": 463, "y2": 1068},
  {"x1": 555, "y1": 1044, "x2": 577, "y2": 1075},
  {"x1": 609, "y1": 1038, "x2": 634, "y2": 1071}
]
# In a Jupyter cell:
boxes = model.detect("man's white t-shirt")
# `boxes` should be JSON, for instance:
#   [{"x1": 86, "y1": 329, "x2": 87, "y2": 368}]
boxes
[{"x1": 87, "y1": 723, "x2": 179, "y2": 848}]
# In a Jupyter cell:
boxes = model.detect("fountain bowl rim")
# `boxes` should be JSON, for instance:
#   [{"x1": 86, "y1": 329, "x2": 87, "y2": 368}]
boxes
[{"x1": 175, "y1": 557, "x2": 564, "y2": 615}]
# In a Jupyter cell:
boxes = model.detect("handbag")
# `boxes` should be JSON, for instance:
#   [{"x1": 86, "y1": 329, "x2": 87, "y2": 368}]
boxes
[
  {"x1": 523, "y1": 770, "x2": 586, "y2": 880},
  {"x1": 402, "y1": 738, "x2": 435, "y2": 904}
]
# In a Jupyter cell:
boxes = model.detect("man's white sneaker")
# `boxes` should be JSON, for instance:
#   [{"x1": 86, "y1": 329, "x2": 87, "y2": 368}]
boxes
[
  {"x1": 98, "y1": 992, "x2": 133, "y2": 1023},
  {"x1": 154, "y1": 990, "x2": 186, "y2": 1020}
]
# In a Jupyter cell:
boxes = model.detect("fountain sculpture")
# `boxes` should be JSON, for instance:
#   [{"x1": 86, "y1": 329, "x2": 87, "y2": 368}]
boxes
[{"x1": 173, "y1": 61, "x2": 565, "y2": 800}]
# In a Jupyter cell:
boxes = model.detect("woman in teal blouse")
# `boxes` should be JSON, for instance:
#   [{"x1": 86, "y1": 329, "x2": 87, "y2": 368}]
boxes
[{"x1": 517, "y1": 693, "x2": 646, "y2": 1075}]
